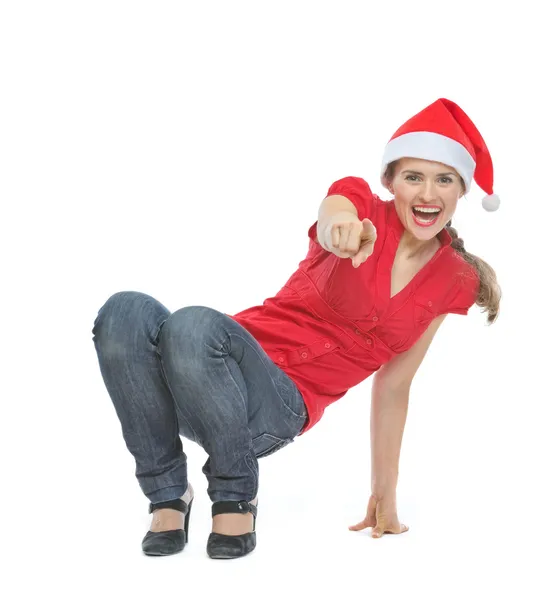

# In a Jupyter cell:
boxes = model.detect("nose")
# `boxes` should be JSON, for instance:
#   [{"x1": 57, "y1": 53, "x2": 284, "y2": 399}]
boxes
[{"x1": 420, "y1": 179, "x2": 437, "y2": 202}]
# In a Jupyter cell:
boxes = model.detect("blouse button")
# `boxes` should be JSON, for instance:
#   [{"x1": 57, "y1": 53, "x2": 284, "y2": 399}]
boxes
[
  {"x1": 324, "y1": 342, "x2": 331, "y2": 349},
  {"x1": 428, "y1": 301, "x2": 433, "y2": 307},
  {"x1": 366, "y1": 339, "x2": 372, "y2": 345},
  {"x1": 372, "y1": 316, "x2": 378, "y2": 322},
  {"x1": 354, "y1": 328, "x2": 360, "y2": 335},
  {"x1": 278, "y1": 357, "x2": 284, "y2": 363},
  {"x1": 301, "y1": 352, "x2": 308, "y2": 358}
]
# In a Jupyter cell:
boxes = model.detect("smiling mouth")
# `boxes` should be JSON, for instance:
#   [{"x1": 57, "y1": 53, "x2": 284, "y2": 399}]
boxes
[{"x1": 411, "y1": 207, "x2": 442, "y2": 226}]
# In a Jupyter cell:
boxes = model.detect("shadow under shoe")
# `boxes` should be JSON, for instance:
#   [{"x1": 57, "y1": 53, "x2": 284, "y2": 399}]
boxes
[
  {"x1": 142, "y1": 495, "x2": 194, "y2": 557},
  {"x1": 206, "y1": 500, "x2": 258, "y2": 560}
]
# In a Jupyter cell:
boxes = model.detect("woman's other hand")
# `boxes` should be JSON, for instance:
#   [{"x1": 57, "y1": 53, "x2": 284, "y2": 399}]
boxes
[{"x1": 348, "y1": 494, "x2": 409, "y2": 538}]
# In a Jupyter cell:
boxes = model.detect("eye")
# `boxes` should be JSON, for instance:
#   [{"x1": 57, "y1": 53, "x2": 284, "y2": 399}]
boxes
[
  {"x1": 404, "y1": 174, "x2": 420, "y2": 182},
  {"x1": 438, "y1": 176, "x2": 453, "y2": 184}
]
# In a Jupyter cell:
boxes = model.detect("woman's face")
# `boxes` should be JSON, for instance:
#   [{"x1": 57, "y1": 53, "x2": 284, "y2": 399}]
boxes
[{"x1": 389, "y1": 157, "x2": 465, "y2": 241}]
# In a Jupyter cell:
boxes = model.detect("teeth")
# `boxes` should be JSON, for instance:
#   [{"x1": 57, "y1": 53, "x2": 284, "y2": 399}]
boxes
[{"x1": 414, "y1": 207, "x2": 440, "y2": 214}]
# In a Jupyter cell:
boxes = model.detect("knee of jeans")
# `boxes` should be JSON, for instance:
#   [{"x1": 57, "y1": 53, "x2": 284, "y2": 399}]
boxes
[
  {"x1": 92, "y1": 291, "x2": 152, "y2": 356},
  {"x1": 158, "y1": 305, "x2": 225, "y2": 353}
]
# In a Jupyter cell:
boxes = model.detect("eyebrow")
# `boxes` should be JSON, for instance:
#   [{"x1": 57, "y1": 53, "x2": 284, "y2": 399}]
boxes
[{"x1": 401, "y1": 169, "x2": 456, "y2": 177}]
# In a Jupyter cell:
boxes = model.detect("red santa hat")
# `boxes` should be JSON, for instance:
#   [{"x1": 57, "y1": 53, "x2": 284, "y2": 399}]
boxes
[{"x1": 380, "y1": 98, "x2": 500, "y2": 211}]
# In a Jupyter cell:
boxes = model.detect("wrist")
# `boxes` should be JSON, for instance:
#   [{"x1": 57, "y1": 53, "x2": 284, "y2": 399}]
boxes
[
  {"x1": 371, "y1": 476, "x2": 398, "y2": 499},
  {"x1": 371, "y1": 489, "x2": 397, "y2": 508},
  {"x1": 372, "y1": 486, "x2": 396, "y2": 496}
]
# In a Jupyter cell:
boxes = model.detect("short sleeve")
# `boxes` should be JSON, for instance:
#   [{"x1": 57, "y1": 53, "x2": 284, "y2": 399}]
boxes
[
  {"x1": 308, "y1": 176, "x2": 376, "y2": 243},
  {"x1": 446, "y1": 268, "x2": 480, "y2": 315},
  {"x1": 325, "y1": 176, "x2": 375, "y2": 220}
]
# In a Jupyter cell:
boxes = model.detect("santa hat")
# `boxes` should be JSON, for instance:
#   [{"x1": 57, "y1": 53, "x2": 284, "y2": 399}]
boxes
[{"x1": 380, "y1": 98, "x2": 500, "y2": 211}]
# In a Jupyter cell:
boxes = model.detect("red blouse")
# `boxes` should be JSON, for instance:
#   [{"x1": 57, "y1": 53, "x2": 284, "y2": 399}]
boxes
[{"x1": 228, "y1": 176, "x2": 479, "y2": 434}]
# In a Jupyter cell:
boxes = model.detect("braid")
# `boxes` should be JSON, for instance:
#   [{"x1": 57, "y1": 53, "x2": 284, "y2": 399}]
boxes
[
  {"x1": 445, "y1": 219, "x2": 467, "y2": 254},
  {"x1": 443, "y1": 217, "x2": 501, "y2": 324}
]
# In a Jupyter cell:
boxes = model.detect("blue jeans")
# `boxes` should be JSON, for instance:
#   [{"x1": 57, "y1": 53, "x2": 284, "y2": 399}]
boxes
[{"x1": 91, "y1": 292, "x2": 308, "y2": 504}]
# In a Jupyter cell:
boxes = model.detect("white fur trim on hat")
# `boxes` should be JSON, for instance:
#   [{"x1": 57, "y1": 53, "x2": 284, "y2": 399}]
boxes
[{"x1": 380, "y1": 131, "x2": 477, "y2": 192}]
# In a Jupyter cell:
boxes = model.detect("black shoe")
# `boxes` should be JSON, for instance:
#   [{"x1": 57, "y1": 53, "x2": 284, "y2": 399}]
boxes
[
  {"x1": 206, "y1": 500, "x2": 258, "y2": 559},
  {"x1": 141, "y1": 495, "x2": 194, "y2": 556}
]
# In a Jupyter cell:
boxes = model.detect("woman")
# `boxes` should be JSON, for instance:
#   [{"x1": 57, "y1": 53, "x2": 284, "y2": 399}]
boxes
[{"x1": 91, "y1": 98, "x2": 501, "y2": 560}]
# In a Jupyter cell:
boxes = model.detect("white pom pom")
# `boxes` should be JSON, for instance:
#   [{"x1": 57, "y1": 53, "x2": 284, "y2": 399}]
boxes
[{"x1": 482, "y1": 193, "x2": 500, "y2": 211}]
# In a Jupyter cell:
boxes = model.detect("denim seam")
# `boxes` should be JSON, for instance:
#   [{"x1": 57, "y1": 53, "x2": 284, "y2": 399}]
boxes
[
  {"x1": 228, "y1": 332, "x2": 307, "y2": 421},
  {"x1": 244, "y1": 451, "x2": 258, "y2": 500},
  {"x1": 220, "y1": 344, "x2": 250, "y2": 414},
  {"x1": 219, "y1": 351, "x2": 259, "y2": 500},
  {"x1": 221, "y1": 356, "x2": 259, "y2": 498}
]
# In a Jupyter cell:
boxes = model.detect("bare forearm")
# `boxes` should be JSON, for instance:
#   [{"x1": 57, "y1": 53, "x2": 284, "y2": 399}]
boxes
[{"x1": 370, "y1": 378, "x2": 410, "y2": 497}]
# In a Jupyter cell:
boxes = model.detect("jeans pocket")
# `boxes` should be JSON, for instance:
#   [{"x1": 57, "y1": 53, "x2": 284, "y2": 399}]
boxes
[
  {"x1": 252, "y1": 433, "x2": 292, "y2": 458},
  {"x1": 275, "y1": 374, "x2": 308, "y2": 423}
]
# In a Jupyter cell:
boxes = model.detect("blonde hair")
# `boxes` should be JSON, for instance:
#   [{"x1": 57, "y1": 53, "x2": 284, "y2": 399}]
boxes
[{"x1": 384, "y1": 161, "x2": 502, "y2": 325}]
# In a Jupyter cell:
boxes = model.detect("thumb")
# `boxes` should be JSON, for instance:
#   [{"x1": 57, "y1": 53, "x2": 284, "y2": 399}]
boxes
[
  {"x1": 360, "y1": 218, "x2": 377, "y2": 240},
  {"x1": 352, "y1": 253, "x2": 365, "y2": 268},
  {"x1": 352, "y1": 221, "x2": 376, "y2": 268},
  {"x1": 372, "y1": 526, "x2": 384, "y2": 538}
]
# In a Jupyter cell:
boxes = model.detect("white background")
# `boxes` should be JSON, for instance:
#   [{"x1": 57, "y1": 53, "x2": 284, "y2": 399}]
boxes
[{"x1": 1, "y1": 1, "x2": 534, "y2": 598}]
